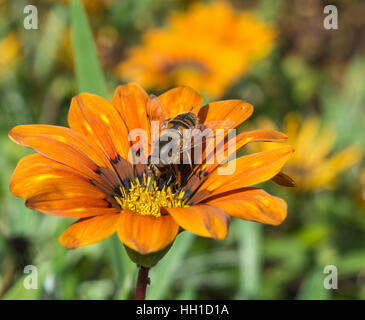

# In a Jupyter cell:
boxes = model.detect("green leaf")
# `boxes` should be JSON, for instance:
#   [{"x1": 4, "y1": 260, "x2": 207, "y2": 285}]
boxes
[
  {"x1": 3, "y1": 275, "x2": 42, "y2": 300},
  {"x1": 322, "y1": 57, "x2": 365, "y2": 147},
  {"x1": 176, "y1": 282, "x2": 197, "y2": 300},
  {"x1": 337, "y1": 251, "x2": 365, "y2": 276},
  {"x1": 2, "y1": 265, "x2": 49, "y2": 300},
  {"x1": 70, "y1": 0, "x2": 107, "y2": 96},
  {"x1": 296, "y1": 268, "x2": 331, "y2": 300},
  {"x1": 235, "y1": 220, "x2": 262, "y2": 299},
  {"x1": 106, "y1": 235, "x2": 135, "y2": 299},
  {"x1": 147, "y1": 232, "x2": 195, "y2": 299}
]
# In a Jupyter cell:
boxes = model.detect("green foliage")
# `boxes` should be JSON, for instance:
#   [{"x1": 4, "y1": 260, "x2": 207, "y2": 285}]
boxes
[
  {"x1": 147, "y1": 232, "x2": 195, "y2": 299},
  {"x1": 70, "y1": 0, "x2": 107, "y2": 96},
  {"x1": 296, "y1": 268, "x2": 331, "y2": 300}
]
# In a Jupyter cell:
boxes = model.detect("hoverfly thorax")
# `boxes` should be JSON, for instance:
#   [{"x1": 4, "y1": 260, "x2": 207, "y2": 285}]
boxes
[{"x1": 147, "y1": 108, "x2": 201, "y2": 189}]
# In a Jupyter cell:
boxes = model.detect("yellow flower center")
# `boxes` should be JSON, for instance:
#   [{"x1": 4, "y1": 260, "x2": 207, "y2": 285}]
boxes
[{"x1": 114, "y1": 175, "x2": 186, "y2": 217}]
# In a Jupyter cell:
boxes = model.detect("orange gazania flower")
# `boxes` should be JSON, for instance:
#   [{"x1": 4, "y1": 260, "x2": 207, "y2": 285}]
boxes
[{"x1": 9, "y1": 84, "x2": 293, "y2": 255}]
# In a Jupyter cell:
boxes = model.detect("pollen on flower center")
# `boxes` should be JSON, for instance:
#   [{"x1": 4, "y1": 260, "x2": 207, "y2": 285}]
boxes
[{"x1": 114, "y1": 175, "x2": 186, "y2": 217}]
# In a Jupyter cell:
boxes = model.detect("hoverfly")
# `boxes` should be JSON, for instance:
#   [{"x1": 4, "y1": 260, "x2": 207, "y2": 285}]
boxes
[{"x1": 145, "y1": 95, "x2": 233, "y2": 188}]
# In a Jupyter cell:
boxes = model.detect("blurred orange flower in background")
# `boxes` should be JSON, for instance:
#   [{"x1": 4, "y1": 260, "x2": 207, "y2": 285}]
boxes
[
  {"x1": 250, "y1": 113, "x2": 363, "y2": 192},
  {"x1": 118, "y1": 1, "x2": 275, "y2": 98},
  {"x1": 9, "y1": 84, "x2": 293, "y2": 256}
]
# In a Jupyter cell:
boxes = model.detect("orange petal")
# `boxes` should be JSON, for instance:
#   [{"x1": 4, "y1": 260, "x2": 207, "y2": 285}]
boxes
[
  {"x1": 158, "y1": 86, "x2": 203, "y2": 118},
  {"x1": 112, "y1": 85, "x2": 151, "y2": 161},
  {"x1": 195, "y1": 146, "x2": 294, "y2": 200},
  {"x1": 117, "y1": 210, "x2": 179, "y2": 254},
  {"x1": 146, "y1": 94, "x2": 168, "y2": 128},
  {"x1": 9, "y1": 125, "x2": 108, "y2": 180},
  {"x1": 112, "y1": 83, "x2": 150, "y2": 135},
  {"x1": 113, "y1": 82, "x2": 149, "y2": 101},
  {"x1": 11, "y1": 153, "x2": 118, "y2": 218},
  {"x1": 166, "y1": 205, "x2": 230, "y2": 239},
  {"x1": 198, "y1": 99, "x2": 254, "y2": 129},
  {"x1": 204, "y1": 188, "x2": 287, "y2": 225},
  {"x1": 68, "y1": 93, "x2": 130, "y2": 161},
  {"x1": 10, "y1": 154, "x2": 106, "y2": 199},
  {"x1": 236, "y1": 129, "x2": 288, "y2": 145},
  {"x1": 26, "y1": 197, "x2": 118, "y2": 218},
  {"x1": 59, "y1": 213, "x2": 120, "y2": 249},
  {"x1": 10, "y1": 154, "x2": 118, "y2": 218},
  {"x1": 223, "y1": 128, "x2": 287, "y2": 162},
  {"x1": 203, "y1": 129, "x2": 288, "y2": 173}
]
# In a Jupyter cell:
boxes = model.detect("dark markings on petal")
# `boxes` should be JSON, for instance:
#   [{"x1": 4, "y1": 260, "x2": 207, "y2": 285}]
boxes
[
  {"x1": 106, "y1": 195, "x2": 120, "y2": 209},
  {"x1": 134, "y1": 163, "x2": 148, "y2": 182},
  {"x1": 89, "y1": 179, "x2": 121, "y2": 209},
  {"x1": 110, "y1": 154, "x2": 121, "y2": 165},
  {"x1": 89, "y1": 178, "x2": 114, "y2": 195},
  {"x1": 187, "y1": 189, "x2": 211, "y2": 204},
  {"x1": 183, "y1": 170, "x2": 209, "y2": 203},
  {"x1": 160, "y1": 207, "x2": 169, "y2": 217},
  {"x1": 113, "y1": 186, "x2": 122, "y2": 197},
  {"x1": 114, "y1": 157, "x2": 134, "y2": 182}
]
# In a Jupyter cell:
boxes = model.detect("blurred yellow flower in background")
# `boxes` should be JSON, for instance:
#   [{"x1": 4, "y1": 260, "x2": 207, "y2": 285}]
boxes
[
  {"x1": 250, "y1": 113, "x2": 363, "y2": 192},
  {"x1": 0, "y1": 32, "x2": 20, "y2": 79},
  {"x1": 118, "y1": 1, "x2": 275, "y2": 98}
]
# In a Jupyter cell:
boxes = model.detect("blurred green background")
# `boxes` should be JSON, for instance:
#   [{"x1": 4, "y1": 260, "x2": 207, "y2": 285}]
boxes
[{"x1": 1, "y1": 0, "x2": 365, "y2": 300}]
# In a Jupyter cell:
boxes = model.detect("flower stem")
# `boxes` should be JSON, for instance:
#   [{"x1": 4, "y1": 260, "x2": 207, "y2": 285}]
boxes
[{"x1": 134, "y1": 265, "x2": 150, "y2": 300}]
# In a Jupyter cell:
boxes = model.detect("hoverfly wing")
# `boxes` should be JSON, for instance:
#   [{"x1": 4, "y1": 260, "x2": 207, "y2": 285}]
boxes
[
  {"x1": 178, "y1": 128, "x2": 215, "y2": 166},
  {"x1": 194, "y1": 120, "x2": 235, "y2": 167},
  {"x1": 202, "y1": 120, "x2": 235, "y2": 131}
]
